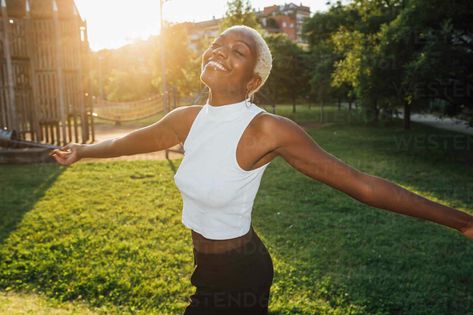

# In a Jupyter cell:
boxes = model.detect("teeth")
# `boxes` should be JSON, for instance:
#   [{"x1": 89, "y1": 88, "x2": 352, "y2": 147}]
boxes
[{"x1": 207, "y1": 60, "x2": 228, "y2": 72}]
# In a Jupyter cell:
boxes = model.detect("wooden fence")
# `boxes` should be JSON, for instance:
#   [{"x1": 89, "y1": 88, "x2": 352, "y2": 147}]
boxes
[{"x1": 0, "y1": 0, "x2": 93, "y2": 146}]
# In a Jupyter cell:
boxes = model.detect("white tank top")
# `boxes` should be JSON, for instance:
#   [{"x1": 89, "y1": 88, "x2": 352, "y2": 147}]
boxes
[{"x1": 173, "y1": 99, "x2": 271, "y2": 240}]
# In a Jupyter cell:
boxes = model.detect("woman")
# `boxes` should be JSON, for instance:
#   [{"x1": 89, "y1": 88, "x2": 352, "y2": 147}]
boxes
[{"x1": 51, "y1": 25, "x2": 473, "y2": 314}]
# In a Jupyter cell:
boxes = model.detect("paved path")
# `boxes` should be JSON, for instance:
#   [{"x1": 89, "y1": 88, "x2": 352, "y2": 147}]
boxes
[{"x1": 399, "y1": 112, "x2": 473, "y2": 135}]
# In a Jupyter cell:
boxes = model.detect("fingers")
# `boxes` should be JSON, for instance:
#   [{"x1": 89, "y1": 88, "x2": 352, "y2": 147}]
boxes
[
  {"x1": 50, "y1": 149, "x2": 70, "y2": 159},
  {"x1": 61, "y1": 143, "x2": 72, "y2": 151},
  {"x1": 50, "y1": 153, "x2": 69, "y2": 165},
  {"x1": 49, "y1": 143, "x2": 76, "y2": 166}
]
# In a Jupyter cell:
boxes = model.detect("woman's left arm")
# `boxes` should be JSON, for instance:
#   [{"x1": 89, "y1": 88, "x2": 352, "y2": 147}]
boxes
[{"x1": 263, "y1": 114, "x2": 473, "y2": 239}]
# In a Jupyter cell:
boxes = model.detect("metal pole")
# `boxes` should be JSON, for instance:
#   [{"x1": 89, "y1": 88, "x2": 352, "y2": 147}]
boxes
[
  {"x1": 98, "y1": 56, "x2": 104, "y2": 99},
  {"x1": 160, "y1": 0, "x2": 168, "y2": 113},
  {"x1": 1, "y1": 0, "x2": 18, "y2": 133}
]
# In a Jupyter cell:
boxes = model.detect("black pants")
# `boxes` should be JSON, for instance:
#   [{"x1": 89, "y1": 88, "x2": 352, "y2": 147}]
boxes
[{"x1": 183, "y1": 225, "x2": 274, "y2": 314}]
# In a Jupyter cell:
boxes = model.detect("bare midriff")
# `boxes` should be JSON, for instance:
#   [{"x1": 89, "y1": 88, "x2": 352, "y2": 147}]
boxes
[{"x1": 191, "y1": 227, "x2": 253, "y2": 254}]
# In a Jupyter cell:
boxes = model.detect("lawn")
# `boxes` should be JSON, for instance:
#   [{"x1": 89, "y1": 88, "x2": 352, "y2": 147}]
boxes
[{"x1": 1, "y1": 112, "x2": 472, "y2": 314}]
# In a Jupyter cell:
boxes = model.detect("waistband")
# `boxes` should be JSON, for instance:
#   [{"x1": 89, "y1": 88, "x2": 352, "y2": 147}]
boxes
[{"x1": 192, "y1": 226, "x2": 265, "y2": 265}]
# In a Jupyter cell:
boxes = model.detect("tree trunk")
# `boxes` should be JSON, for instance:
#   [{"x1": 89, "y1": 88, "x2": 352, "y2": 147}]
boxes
[
  {"x1": 403, "y1": 102, "x2": 411, "y2": 130},
  {"x1": 292, "y1": 93, "x2": 296, "y2": 113},
  {"x1": 320, "y1": 100, "x2": 325, "y2": 123},
  {"x1": 374, "y1": 100, "x2": 379, "y2": 123}
]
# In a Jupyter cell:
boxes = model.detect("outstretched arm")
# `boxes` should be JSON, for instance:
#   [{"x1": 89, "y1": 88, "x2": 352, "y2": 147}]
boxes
[
  {"x1": 50, "y1": 106, "x2": 189, "y2": 165},
  {"x1": 263, "y1": 114, "x2": 473, "y2": 239},
  {"x1": 359, "y1": 174, "x2": 473, "y2": 236}
]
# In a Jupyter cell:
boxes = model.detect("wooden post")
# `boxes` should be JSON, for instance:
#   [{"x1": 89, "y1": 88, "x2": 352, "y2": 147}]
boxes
[
  {"x1": 89, "y1": 106, "x2": 95, "y2": 143},
  {"x1": 83, "y1": 19, "x2": 93, "y2": 143},
  {"x1": 52, "y1": 0, "x2": 68, "y2": 146},
  {"x1": 67, "y1": 114, "x2": 72, "y2": 142},
  {"x1": 1, "y1": 0, "x2": 18, "y2": 132},
  {"x1": 24, "y1": 0, "x2": 42, "y2": 142},
  {"x1": 73, "y1": 112, "x2": 78, "y2": 143},
  {"x1": 73, "y1": 4, "x2": 87, "y2": 144}
]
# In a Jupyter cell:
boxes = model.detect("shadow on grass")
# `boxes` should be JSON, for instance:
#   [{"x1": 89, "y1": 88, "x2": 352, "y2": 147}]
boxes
[
  {"x1": 0, "y1": 164, "x2": 64, "y2": 245},
  {"x1": 253, "y1": 120, "x2": 473, "y2": 315}
]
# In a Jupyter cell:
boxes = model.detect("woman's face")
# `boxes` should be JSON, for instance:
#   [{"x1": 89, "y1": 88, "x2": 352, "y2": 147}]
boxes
[{"x1": 200, "y1": 29, "x2": 261, "y2": 100}]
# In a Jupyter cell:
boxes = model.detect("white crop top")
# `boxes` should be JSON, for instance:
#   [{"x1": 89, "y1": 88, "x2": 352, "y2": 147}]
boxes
[{"x1": 173, "y1": 99, "x2": 271, "y2": 240}]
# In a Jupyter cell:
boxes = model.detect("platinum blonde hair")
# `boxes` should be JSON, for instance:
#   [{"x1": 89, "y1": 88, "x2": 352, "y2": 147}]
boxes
[{"x1": 223, "y1": 25, "x2": 273, "y2": 97}]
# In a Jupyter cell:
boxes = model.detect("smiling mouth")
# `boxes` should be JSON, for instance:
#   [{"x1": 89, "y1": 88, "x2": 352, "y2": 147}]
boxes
[{"x1": 205, "y1": 60, "x2": 229, "y2": 72}]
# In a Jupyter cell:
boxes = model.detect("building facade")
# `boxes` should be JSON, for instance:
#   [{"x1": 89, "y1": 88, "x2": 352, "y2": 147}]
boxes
[
  {"x1": 182, "y1": 2, "x2": 311, "y2": 51},
  {"x1": 258, "y1": 2, "x2": 311, "y2": 44},
  {"x1": 181, "y1": 17, "x2": 222, "y2": 52}
]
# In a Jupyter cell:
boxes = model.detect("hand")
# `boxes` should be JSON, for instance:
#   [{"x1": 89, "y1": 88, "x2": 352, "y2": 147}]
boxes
[
  {"x1": 462, "y1": 223, "x2": 473, "y2": 240},
  {"x1": 49, "y1": 143, "x2": 83, "y2": 166}
]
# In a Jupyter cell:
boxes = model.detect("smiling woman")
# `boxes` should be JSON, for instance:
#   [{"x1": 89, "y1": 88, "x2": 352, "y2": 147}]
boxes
[
  {"x1": 49, "y1": 25, "x2": 473, "y2": 314},
  {"x1": 200, "y1": 25, "x2": 272, "y2": 104}
]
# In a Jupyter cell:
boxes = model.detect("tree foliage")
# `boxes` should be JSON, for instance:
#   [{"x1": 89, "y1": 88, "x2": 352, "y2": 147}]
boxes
[
  {"x1": 303, "y1": 0, "x2": 473, "y2": 127},
  {"x1": 220, "y1": 0, "x2": 261, "y2": 31},
  {"x1": 90, "y1": 24, "x2": 201, "y2": 102},
  {"x1": 259, "y1": 33, "x2": 308, "y2": 108}
]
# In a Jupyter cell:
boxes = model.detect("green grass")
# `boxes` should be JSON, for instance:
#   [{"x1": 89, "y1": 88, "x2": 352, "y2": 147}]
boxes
[
  {"x1": 0, "y1": 291, "x2": 97, "y2": 314},
  {"x1": 1, "y1": 115, "x2": 472, "y2": 314}
]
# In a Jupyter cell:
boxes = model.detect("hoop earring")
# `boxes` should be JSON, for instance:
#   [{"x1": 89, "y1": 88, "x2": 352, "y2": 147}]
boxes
[
  {"x1": 245, "y1": 99, "x2": 251, "y2": 108},
  {"x1": 245, "y1": 92, "x2": 251, "y2": 108}
]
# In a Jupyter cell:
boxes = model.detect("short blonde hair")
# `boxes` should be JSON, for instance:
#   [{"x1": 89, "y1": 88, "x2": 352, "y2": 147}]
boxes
[{"x1": 223, "y1": 25, "x2": 273, "y2": 97}]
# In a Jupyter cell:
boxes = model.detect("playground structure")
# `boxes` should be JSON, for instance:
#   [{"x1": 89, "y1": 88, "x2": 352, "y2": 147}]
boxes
[
  {"x1": 0, "y1": 0, "x2": 92, "y2": 147},
  {"x1": 93, "y1": 87, "x2": 181, "y2": 126}
]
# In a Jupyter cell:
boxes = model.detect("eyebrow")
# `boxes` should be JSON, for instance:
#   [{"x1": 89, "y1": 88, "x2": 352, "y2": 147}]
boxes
[
  {"x1": 234, "y1": 40, "x2": 253, "y2": 53},
  {"x1": 219, "y1": 34, "x2": 255, "y2": 54}
]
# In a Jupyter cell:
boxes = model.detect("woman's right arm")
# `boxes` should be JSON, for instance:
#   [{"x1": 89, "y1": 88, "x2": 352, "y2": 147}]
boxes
[{"x1": 50, "y1": 106, "x2": 189, "y2": 165}]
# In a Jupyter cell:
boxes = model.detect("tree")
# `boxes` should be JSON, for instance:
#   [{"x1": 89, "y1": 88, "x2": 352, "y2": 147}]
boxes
[
  {"x1": 391, "y1": 0, "x2": 473, "y2": 126},
  {"x1": 260, "y1": 33, "x2": 308, "y2": 111},
  {"x1": 90, "y1": 40, "x2": 157, "y2": 102},
  {"x1": 220, "y1": 0, "x2": 261, "y2": 31},
  {"x1": 89, "y1": 24, "x2": 202, "y2": 103},
  {"x1": 155, "y1": 23, "x2": 202, "y2": 100},
  {"x1": 303, "y1": 4, "x2": 358, "y2": 115},
  {"x1": 328, "y1": 0, "x2": 405, "y2": 125},
  {"x1": 303, "y1": 0, "x2": 473, "y2": 129}
]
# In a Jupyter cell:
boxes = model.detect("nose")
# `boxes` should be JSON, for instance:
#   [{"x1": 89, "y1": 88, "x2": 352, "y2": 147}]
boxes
[{"x1": 212, "y1": 45, "x2": 227, "y2": 59}]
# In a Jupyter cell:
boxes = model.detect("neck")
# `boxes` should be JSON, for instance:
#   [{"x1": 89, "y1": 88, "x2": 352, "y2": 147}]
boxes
[{"x1": 207, "y1": 89, "x2": 246, "y2": 106}]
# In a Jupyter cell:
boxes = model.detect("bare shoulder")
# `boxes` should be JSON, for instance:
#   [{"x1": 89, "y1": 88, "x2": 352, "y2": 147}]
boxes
[
  {"x1": 255, "y1": 110, "x2": 303, "y2": 130},
  {"x1": 254, "y1": 111, "x2": 311, "y2": 151},
  {"x1": 165, "y1": 105, "x2": 204, "y2": 143},
  {"x1": 167, "y1": 104, "x2": 203, "y2": 120},
  {"x1": 164, "y1": 105, "x2": 203, "y2": 128}
]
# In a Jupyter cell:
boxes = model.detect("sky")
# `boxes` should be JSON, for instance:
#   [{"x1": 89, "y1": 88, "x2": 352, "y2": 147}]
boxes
[{"x1": 74, "y1": 0, "x2": 330, "y2": 51}]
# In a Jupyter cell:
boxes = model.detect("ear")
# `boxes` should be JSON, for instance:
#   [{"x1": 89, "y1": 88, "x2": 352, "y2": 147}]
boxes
[{"x1": 246, "y1": 74, "x2": 262, "y2": 97}]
